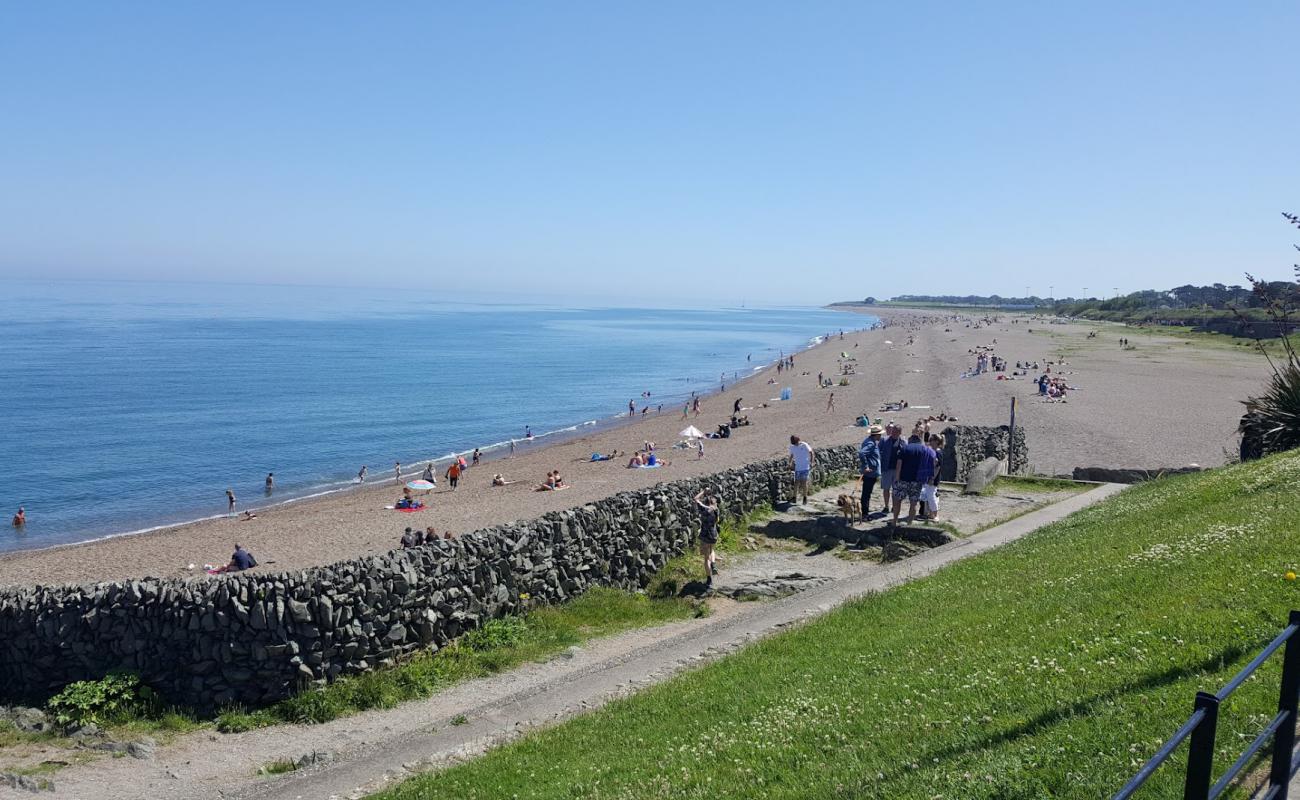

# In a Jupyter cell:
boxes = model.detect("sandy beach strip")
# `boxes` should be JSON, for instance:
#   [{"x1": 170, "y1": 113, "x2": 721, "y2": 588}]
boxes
[{"x1": 0, "y1": 308, "x2": 1270, "y2": 588}]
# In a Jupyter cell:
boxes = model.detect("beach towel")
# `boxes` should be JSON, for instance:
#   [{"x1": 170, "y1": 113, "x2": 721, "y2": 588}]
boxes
[{"x1": 386, "y1": 505, "x2": 425, "y2": 512}]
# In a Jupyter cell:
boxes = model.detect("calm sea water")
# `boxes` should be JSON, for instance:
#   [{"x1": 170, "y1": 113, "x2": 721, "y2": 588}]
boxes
[{"x1": 0, "y1": 280, "x2": 869, "y2": 553}]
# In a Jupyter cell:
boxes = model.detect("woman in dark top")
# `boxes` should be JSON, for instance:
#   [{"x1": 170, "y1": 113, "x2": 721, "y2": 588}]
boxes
[{"x1": 695, "y1": 490, "x2": 720, "y2": 588}]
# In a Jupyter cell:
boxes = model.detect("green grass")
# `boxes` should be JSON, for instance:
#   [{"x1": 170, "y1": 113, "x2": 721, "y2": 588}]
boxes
[
  {"x1": 986, "y1": 475, "x2": 1087, "y2": 495},
  {"x1": 216, "y1": 587, "x2": 701, "y2": 732},
  {"x1": 258, "y1": 758, "x2": 298, "y2": 775},
  {"x1": 372, "y1": 449, "x2": 1300, "y2": 800}
]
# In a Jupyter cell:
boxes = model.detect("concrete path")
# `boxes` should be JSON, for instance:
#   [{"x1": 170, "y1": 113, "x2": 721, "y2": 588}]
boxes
[{"x1": 5, "y1": 482, "x2": 1124, "y2": 800}]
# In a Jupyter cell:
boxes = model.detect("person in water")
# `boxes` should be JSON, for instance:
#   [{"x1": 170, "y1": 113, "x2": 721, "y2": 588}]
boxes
[
  {"x1": 358, "y1": 465, "x2": 368, "y2": 482},
  {"x1": 265, "y1": 472, "x2": 274, "y2": 492},
  {"x1": 12, "y1": 507, "x2": 25, "y2": 528},
  {"x1": 226, "y1": 489, "x2": 236, "y2": 513}
]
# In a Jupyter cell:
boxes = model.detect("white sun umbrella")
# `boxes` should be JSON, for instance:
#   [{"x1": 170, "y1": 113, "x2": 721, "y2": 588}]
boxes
[{"x1": 679, "y1": 425, "x2": 706, "y2": 439}]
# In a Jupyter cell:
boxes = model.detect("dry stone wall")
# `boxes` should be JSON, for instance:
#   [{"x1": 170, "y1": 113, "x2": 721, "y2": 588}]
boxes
[
  {"x1": 0, "y1": 445, "x2": 860, "y2": 711},
  {"x1": 939, "y1": 425, "x2": 1028, "y2": 482}
]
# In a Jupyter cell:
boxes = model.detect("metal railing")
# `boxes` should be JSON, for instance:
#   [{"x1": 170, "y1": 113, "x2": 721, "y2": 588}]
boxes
[{"x1": 1114, "y1": 610, "x2": 1300, "y2": 800}]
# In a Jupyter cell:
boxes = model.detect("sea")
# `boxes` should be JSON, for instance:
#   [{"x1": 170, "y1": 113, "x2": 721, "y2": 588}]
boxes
[{"x1": 0, "y1": 280, "x2": 871, "y2": 553}]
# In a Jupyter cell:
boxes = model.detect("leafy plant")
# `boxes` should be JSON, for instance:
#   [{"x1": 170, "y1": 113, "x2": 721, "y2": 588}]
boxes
[
  {"x1": 46, "y1": 672, "x2": 154, "y2": 728},
  {"x1": 1237, "y1": 212, "x2": 1300, "y2": 459}
]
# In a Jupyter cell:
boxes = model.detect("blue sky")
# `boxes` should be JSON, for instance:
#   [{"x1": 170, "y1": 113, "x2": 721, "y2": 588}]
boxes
[{"x1": 1, "y1": 2, "x2": 1296, "y2": 305}]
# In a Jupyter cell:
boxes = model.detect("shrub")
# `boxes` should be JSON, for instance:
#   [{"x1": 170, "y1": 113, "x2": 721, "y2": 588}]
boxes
[{"x1": 46, "y1": 672, "x2": 154, "y2": 728}]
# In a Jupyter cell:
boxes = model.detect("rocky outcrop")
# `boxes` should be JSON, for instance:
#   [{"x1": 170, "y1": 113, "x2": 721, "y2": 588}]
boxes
[{"x1": 0, "y1": 446, "x2": 861, "y2": 711}]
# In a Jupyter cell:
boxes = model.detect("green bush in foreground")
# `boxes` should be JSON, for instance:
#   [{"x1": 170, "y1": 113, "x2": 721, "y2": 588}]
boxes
[
  {"x1": 217, "y1": 588, "x2": 700, "y2": 732},
  {"x1": 46, "y1": 671, "x2": 156, "y2": 728},
  {"x1": 374, "y1": 450, "x2": 1300, "y2": 800}
]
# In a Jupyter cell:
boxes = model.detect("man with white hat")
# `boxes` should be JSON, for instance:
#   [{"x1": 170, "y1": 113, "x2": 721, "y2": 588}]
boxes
[{"x1": 858, "y1": 425, "x2": 883, "y2": 517}]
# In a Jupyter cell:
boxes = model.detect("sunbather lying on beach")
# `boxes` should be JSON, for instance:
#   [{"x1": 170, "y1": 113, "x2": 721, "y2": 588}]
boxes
[{"x1": 590, "y1": 450, "x2": 620, "y2": 462}]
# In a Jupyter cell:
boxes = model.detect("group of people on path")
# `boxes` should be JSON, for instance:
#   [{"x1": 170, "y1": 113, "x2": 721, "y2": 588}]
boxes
[{"x1": 857, "y1": 422, "x2": 942, "y2": 526}]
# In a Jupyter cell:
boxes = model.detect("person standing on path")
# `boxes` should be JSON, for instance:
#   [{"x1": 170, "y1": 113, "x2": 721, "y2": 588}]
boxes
[
  {"x1": 226, "y1": 489, "x2": 236, "y2": 514},
  {"x1": 858, "y1": 425, "x2": 883, "y2": 517},
  {"x1": 789, "y1": 435, "x2": 815, "y2": 506},
  {"x1": 826, "y1": 392, "x2": 836, "y2": 413},
  {"x1": 445, "y1": 460, "x2": 462, "y2": 490},
  {"x1": 878, "y1": 424, "x2": 901, "y2": 511},
  {"x1": 919, "y1": 434, "x2": 943, "y2": 521},
  {"x1": 890, "y1": 433, "x2": 933, "y2": 528},
  {"x1": 394, "y1": 462, "x2": 402, "y2": 485},
  {"x1": 357, "y1": 465, "x2": 367, "y2": 483},
  {"x1": 694, "y1": 490, "x2": 720, "y2": 589}
]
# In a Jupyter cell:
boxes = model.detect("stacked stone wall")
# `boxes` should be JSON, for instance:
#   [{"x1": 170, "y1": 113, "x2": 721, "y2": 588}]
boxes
[
  {"x1": 0, "y1": 445, "x2": 859, "y2": 710},
  {"x1": 939, "y1": 425, "x2": 1028, "y2": 482}
]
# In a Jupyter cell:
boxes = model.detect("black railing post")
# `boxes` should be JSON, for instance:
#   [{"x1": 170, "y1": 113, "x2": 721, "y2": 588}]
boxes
[
  {"x1": 1184, "y1": 692, "x2": 1220, "y2": 800},
  {"x1": 1269, "y1": 612, "x2": 1300, "y2": 797}
]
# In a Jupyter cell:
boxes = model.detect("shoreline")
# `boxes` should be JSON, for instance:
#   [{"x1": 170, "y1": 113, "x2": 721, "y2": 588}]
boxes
[
  {"x1": 0, "y1": 306, "x2": 1266, "y2": 589},
  {"x1": 2, "y1": 327, "x2": 859, "y2": 561}
]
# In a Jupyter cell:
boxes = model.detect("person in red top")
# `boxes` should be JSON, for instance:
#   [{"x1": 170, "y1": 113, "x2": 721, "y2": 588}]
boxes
[{"x1": 445, "y1": 461, "x2": 462, "y2": 490}]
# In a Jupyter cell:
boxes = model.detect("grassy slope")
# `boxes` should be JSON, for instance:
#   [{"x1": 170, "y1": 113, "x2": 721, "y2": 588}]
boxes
[{"x1": 375, "y1": 450, "x2": 1300, "y2": 800}]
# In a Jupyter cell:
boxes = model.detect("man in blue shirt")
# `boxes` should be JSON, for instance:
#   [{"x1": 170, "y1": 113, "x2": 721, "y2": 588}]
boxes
[
  {"x1": 857, "y1": 425, "x2": 883, "y2": 516},
  {"x1": 229, "y1": 544, "x2": 257, "y2": 572},
  {"x1": 891, "y1": 433, "x2": 937, "y2": 528}
]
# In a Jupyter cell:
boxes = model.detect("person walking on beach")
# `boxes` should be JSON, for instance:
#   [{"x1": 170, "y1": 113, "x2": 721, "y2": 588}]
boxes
[
  {"x1": 265, "y1": 473, "x2": 274, "y2": 493},
  {"x1": 697, "y1": 439, "x2": 705, "y2": 459},
  {"x1": 695, "y1": 490, "x2": 720, "y2": 589},
  {"x1": 12, "y1": 507, "x2": 25, "y2": 528},
  {"x1": 394, "y1": 462, "x2": 402, "y2": 484},
  {"x1": 681, "y1": 402, "x2": 689, "y2": 419},
  {"x1": 734, "y1": 397, "x2": 742, "y2": 414},
  {"x1": 226, "y1": 489, "x2": 236, "y2": 514},
  {"x1": 826, "y1": 392, "x2": 836, "y2": 413},
  {"x1": 858, "y1": 425, "x2": 883, "y2": 516},
  {"x1": 358, "y1": 465, "x2": 368, "y2": 483},
  {"x1": 628, "y1": 399, "x2": 636, "y2": 417},
  {"x1": 445, "y1": 460, "x2": 462, "y2": 490},
  {"x1": 509, "y1": 439, "x2": 517, "y2": 458},
  {"x1": 789, "y1": 435, "x2": 814, "y2": 506},
  {"x1": 525, "y1": 426, "x2": 533, "y2": 440},
  {"x1": 692, "y1": 396, "x2": 701, "y2": 417},
  {"x1": 472, "y1": 448, "x2": 481, "y2": 467}
]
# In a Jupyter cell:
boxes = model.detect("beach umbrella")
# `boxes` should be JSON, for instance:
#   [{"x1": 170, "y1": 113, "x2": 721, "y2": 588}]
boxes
[
  {"x1": 406, "y1": 479, "x2": 435, "y2": 492},
  {"x1": 679, "y1": 425, "x2": 706, "y2": 439}
]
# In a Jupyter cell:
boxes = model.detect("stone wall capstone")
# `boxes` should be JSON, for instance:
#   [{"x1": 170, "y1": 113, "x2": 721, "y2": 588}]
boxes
[
  {"x1": 939, "y1": 425, "x2": 1028, "y2": 482},
  {"x1": 0, "y1": 445, "x2": 861, "y2": 711}
]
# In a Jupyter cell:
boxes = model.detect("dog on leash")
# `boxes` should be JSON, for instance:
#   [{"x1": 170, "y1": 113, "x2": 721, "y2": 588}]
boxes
[{"x1": 836, "y1": 493, "x2": 861, "y2": 523}]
